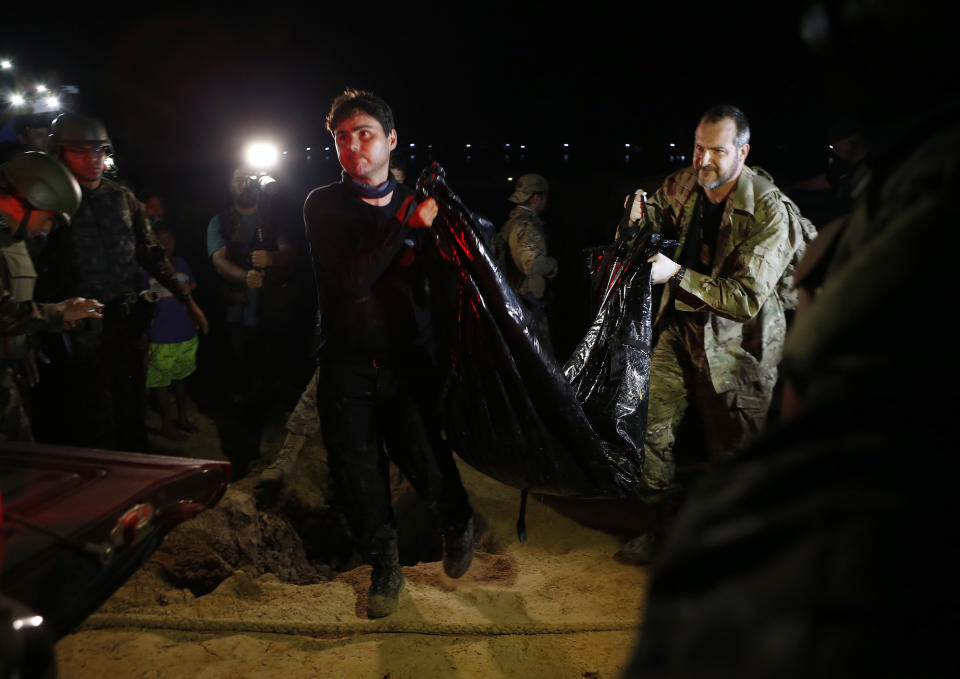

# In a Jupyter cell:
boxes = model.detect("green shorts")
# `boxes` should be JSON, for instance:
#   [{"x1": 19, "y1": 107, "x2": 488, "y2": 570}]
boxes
[{"x1": 147, "y1": 335, "x2": 198, "y2": 388}]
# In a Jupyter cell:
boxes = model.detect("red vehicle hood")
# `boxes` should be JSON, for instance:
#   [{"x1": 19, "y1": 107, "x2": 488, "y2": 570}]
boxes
[{"x1": 0, "y1": 442, "x2": 231, "y2": 638}]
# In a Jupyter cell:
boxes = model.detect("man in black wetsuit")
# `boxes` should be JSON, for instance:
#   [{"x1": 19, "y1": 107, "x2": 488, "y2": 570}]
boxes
[{"x1": 303, "y1": 89, "x2": 474, "y2": 618}]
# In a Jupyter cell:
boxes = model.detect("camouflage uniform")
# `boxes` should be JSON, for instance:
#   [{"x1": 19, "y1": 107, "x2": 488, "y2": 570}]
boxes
[
  {"x1": 32, "y1": 178, "x2": 187, "y2": 451},
  {"x1": 0, "y1": 221, "x2": 71, "y2": 441},
  {"x1": 284, "y1": 367, "x2": 321, "y2": 437},
  {"x1": 255, "y1": 367, "x2": 322, "y2": 495},
  {"x1": 495, "y1": 205, "x2": 558, "y2": 347},
  {"x1": 629, "y1": 165, "x2": 803, "y2": 493}
]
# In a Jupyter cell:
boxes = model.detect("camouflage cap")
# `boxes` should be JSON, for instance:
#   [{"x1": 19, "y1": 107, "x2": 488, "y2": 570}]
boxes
[{"x1": 508, "y1": 173, "x2": 549, "y2": 204}]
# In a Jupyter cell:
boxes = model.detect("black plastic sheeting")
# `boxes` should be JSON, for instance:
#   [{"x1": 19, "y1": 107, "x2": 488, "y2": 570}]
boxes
[{"x1": 417, "y1": 162, "x2": 677, "y2": 499}]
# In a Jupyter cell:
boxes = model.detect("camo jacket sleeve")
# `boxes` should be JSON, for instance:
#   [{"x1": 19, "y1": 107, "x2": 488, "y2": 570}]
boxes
[
  {"x1": 673, "y1": 191, "x2": 794, "y2": 323},
  {"x1": 505, "y1": 211, "x2": 558, "y2": 279},
  {"x1": 0, "y1": 290, "x2": 63, "y2": 335},
  {"x1": 0, "y1": 239, "x2": 63, "y2": 335},
  {"x1": 642, "y1": 167, "x2": 795, "y2": 324}
]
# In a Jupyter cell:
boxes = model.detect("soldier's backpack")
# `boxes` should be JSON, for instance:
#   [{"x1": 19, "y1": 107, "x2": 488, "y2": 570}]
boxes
[{"x1": 755, "y1": 167, "x2": 819, "y2": 311}]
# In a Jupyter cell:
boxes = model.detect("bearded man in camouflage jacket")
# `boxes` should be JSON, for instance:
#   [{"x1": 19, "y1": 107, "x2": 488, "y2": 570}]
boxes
[{"x1": 617, "y1": 105, "x2": 806, "y2": 563}]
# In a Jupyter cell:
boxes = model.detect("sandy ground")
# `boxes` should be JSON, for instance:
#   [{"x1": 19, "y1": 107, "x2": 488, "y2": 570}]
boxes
[{"x1": 54, "y1": 405, "x2": 650, "y2": 679}]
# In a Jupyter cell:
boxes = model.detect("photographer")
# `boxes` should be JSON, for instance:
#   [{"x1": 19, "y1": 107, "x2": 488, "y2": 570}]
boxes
[{"x1": 207, "y1": 165, "x2": 293, "y2": 408}]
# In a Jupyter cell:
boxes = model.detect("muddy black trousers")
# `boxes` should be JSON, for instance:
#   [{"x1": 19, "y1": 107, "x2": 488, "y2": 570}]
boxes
[{"x1": 316, "y1": 356, "x2": 473, "y2": 553}]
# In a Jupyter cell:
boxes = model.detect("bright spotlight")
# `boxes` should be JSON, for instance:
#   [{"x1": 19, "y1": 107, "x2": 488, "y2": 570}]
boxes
[
  {"x1": 10, "y1": 93, "x2": 25, "y2": 106},
  {"x1": 36, "y1": 84, "x2": 47, "y2": 93},
  {"x1": 1, "y1": 59, "x2": 12, "y2": 70},
  {"x1": 45, "y1": 96, "x2": 60, "y2": 110},
  {"x1": 245, "y1": 143, "x2": 279, "y2": 170}
]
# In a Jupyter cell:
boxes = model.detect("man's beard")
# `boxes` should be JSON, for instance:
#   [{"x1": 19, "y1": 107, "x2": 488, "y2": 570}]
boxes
[{"x1": 696, "y1": 164, "x2": 735, "y2": 190}]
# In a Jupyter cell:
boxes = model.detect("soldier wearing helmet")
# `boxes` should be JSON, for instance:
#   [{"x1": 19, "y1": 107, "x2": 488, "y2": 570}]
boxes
[
  {"x1": 30, "y1": 113, "x2": 208, "y2": 452},
  {"x1": 0, "y1": 151, "x2": 105, "y2": 440}
]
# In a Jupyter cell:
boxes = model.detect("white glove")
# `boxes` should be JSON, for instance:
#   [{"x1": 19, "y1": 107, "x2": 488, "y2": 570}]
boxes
[
  {"x1": 647, "y1": 253, "x2": 682, "y2": 285},
  {"x1": 624, "y1": 189, "x2": 648, "y2": 226}
]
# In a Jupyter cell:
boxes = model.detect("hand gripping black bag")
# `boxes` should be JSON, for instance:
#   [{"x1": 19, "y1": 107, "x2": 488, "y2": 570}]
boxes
[{"x1": 416, "y1": 163, "x2": 676, "y2": 503}]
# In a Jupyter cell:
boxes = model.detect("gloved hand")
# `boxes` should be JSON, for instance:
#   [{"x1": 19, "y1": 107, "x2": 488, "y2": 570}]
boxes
[
  {"x1": 396, "y1": 196, "x2": 438, "y2": 228},
  {"x1": 624, "y1": 188, "x2": 648, "y2": 226},
  {"x1": 647, "y1": 252, "x2": 682, "y2": 285}
]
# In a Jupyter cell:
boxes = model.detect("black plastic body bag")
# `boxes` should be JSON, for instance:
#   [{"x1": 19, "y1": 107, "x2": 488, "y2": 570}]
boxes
[{"x1": 416, "y1": 163, "x2": 676, "y2": 500}]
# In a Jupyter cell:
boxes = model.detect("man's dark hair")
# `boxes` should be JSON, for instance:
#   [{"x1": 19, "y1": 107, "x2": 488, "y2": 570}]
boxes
[
  {"x1": 325, "y1": 88, "x2": 395, "y2": 136},
  {"x1": 701, "y1": 104, "x2": 751, "y2": 148}
]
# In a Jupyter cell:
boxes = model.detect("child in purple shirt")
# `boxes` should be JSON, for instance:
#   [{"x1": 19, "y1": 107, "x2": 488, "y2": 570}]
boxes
[{"x1": 138, "y1": 226, "x2": 199, "y2": 441}]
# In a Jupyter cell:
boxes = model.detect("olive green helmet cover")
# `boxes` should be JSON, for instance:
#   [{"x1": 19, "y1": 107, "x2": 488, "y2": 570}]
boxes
[{"x1": 0, "y1": 151, "x2": 83, "y2": 222}]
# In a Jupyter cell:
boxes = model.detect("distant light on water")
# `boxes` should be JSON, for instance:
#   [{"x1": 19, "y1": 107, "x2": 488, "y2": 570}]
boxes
[{"x1": 13, "y1": 615, "x2": 43, "y2": 631}]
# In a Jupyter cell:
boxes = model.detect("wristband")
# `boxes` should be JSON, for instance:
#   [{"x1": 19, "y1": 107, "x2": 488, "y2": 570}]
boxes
[{"x1": 669, "y1": 265, "x2": 686, "y2": 287}]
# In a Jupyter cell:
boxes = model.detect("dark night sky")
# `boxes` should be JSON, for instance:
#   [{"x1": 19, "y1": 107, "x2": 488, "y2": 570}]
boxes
[
  {"x1": 5, "y1": 6, "x2": 827, "y2": 152},
  {"x1": 3, "y1": 3, "x2": 835, "y2": 237}
]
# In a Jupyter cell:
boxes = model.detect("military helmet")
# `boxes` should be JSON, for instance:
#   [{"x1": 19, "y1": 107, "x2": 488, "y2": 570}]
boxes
[
  {"x1": 48, "y1": 112, "x2": 112, "y2": 152},
  {"x1": 0, "y1": 151, "x2": 83, "y2": 223}
]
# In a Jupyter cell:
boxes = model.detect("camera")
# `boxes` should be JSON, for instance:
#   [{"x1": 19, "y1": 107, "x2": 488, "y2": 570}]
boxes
[
  {"x1": 243, "y1": 172, "x2": 278, "y2": 196},
  {"x1": 242, "y1": 142, "x2": 280, "y2": 195}
]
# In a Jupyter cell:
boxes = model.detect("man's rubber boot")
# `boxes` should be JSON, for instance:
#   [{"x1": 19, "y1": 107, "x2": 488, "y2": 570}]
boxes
[
  {"x1": 366, "y1": 527, "x2": 405, "y2": 619},
  {"x1": 441, "y1": 514, "x2": 474, "y2": 578}
]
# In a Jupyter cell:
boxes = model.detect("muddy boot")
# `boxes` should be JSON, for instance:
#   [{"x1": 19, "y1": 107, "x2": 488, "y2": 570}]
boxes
[
  {"x1": 441, "y1": 514, "x2": 474, "y2": 578},
  {"x1": 615, "y1": 491, "x2": 683, "y2": 565},
  {"x1": 366, "y1": 526, "x2": 405, "y2": 618},
  {"x1": 255, "y1": 433, "x2": 306, "y2": 504}
]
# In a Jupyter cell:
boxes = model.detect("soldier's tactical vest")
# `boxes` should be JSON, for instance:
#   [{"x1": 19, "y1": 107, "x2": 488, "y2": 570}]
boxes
[
  {"x1": 1, "y1": 241, "x2": 36, "y2": 359},
  {"x1": 34, "y1": 179, "x2": 143, "y2": 305},
  {"x1": 752, "y1": 167, "x2": 819, "y2": 311}
]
